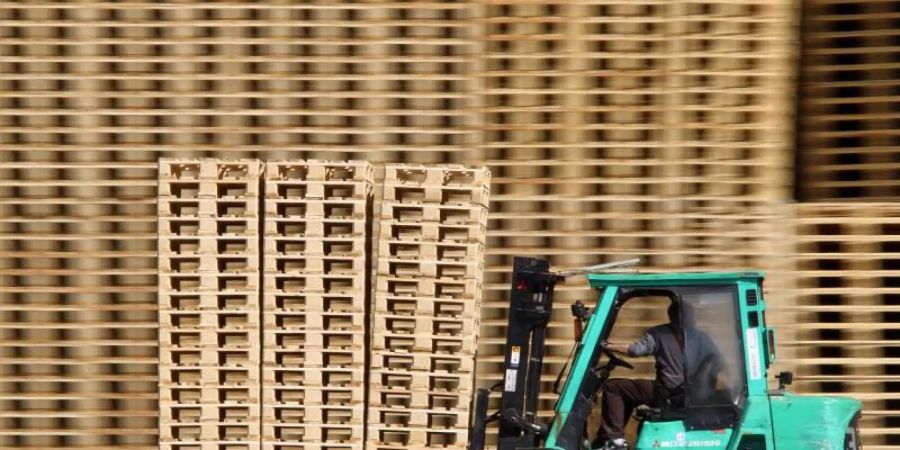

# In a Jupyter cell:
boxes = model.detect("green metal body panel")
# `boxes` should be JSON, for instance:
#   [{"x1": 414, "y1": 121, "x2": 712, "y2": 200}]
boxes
[
  {"x1": 540, "y1": 272, "x2": 861, "y2": 450},
  {"x1": 770, "y1": 393, "x2": 862, "y2": 450},
  {"x1": 634, "y1": 421, "x2": 733, "y2": 449},
  {"x1": 633, "y1": 395, "x2": 859, "y2": 450}
]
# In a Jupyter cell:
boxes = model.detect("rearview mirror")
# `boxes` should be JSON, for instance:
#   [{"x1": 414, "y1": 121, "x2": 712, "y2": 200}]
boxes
[{"x1": 776, "y1": 371, "x2": 793, "y2": 388}]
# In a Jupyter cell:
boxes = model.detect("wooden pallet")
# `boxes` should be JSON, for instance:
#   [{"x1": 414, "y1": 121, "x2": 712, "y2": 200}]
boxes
[
  {"x1": 262, "y1": 366, "x2": 366, "y2": 389},
  {"x1": 366, "y1": 425, "x2": 468, "y2": 449},
  {"x1": 263, "y1": 423, "x2": 364, "y2": 446},
  {"x1": 376, "y1": 257, "x2": 483, "y2": 280},
  {"x1": 162, "y1": 443, "x2": 262, "y2": 450},
  {"x1": 262, "y1": 443, "x2": 361, "y2": 450},
  {"x1": 374, "y1": 294, "x2": 480, "y2": 320},
  {"x1": 380, "y1": 203, "x2": 489, "y2": 225},
  {"x1": 262, "y1": 386, "x2": 365, "y2": 408},
  {"x1": 369, "y1": 368, "x2": 474, "y2": 393},
  {"x1": 262, "y1": 404, "x2": 365, "y2": 426}
]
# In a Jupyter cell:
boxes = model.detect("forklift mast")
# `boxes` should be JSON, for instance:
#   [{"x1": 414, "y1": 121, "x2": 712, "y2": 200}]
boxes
[
  {"x1": 496, "y1": 257, "x2": 559, "y2": 450},
  {"x1": 469, "y1": 257, "x2": 640, "y2": 450}
]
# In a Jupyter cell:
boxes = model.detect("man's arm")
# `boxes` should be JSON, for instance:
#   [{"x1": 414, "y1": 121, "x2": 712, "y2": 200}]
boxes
[
  {"x1": 600, "y1": 341, "x2": 630, "y2": 355},
  {"x1": 602, "y1": 330, "x2": 658, "y2": 358}
]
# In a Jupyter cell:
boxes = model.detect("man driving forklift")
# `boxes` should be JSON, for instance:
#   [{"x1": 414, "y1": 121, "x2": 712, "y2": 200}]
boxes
[
  {"x1": 592, "y1": 301, "x2": 685, "y2": 450},
  {"x1": 595, "y1": 299, "x2": 725, "y2": 450}
]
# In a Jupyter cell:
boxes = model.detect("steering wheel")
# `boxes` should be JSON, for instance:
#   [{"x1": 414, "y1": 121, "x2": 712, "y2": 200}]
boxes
[{"x1": 601, "y1": 346, "x2": 635, "y2": 370}]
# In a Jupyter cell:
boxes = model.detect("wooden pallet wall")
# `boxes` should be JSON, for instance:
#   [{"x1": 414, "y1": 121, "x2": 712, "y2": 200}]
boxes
[
  {"x1": 0, "y1": 2, "x2": 477, "y2": 448},
  {"x1": 799, "y1": 0, "x2": 900, "y2": 200},
  {"x1": 0, "y1": 1, "x2": 479, "y2": 161},
  {"x1": 0, "y1": 0, "x2": 823, "y2": 448}
]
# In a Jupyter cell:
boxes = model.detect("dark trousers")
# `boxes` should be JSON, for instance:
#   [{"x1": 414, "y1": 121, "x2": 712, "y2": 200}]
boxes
[{"x1": 597, "y1": 379, "x2": 666, "y2": 440}]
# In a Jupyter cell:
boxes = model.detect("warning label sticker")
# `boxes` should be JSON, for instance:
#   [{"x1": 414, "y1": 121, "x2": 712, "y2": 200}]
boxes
[
  {"x1": 510, "y1": 346, "x2": 521, "y2": 368},
  {"x1": 504, "y1": 369, "x2": 517, "y2": 392},
  {"x1": 746, "y1": 328, "x2": 762, "y2": 380}
]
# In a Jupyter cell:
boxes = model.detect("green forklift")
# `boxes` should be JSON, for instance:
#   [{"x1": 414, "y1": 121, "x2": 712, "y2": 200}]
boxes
[{"x1": 470, "y1": 257, "x2": 862, "y2": 450}]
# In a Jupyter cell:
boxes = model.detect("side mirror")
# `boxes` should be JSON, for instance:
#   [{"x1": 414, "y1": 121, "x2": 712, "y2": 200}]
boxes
[{"x1": 776, "y1": 371, "x2": 793, "y2": 389}]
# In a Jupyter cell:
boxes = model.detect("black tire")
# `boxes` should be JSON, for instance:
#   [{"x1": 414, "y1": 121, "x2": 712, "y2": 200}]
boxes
[{"x1": 845, "y1": 415, "x2": 862, "y2": 450}]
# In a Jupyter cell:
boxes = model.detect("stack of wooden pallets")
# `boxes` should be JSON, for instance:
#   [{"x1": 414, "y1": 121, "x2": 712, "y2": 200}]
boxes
[
  {"x1": 156, "y1": 160, "x2": 488, "y2": 449},
  {"x1": 799, "y1": 0, "x2": 900, "y2": 200},
  {"x1": 158, "y1": 159, "x2": 263, "y2": 450},
  {"x1": 786, "y1": 202, "x2": 900, "y2": 447},
  {"x1": 262, "y1": 161, "x2": 373, "y2": 450},
  {"x1": 366, "y1": 165, "x2": 490, "y2": 450}
]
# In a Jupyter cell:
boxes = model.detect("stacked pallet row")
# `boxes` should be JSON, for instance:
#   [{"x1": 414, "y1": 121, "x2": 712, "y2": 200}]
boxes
[
  {"x1": 262, "y1": 161, "x2": 372, "y2": 450},
  {"x1": 476, "y1": 3, "x2": 606, "y2": 421},
  {"x1": 788, "y1": 203, "x2": 900, "y2": 448},
  {"x1": 367, "y1": 165, "x2": 490, "y2": 450},
  {"x1": 666, "y1": 0, "x2": 792, "y2": 267},
  {"x1": 0, "y1": 157, "x2": 160, "y2": 449},
  {"x1": 799, "y1": 0, "x2": 900, "y2": 200},
  {"x1": 158, "y1": 159, "x2": 262, "y2": 450},
  {"x1": 0, "y1": 1, "x2": 480, "y2": 443},
  {"x1": 0, "y1": 1, "x2": 476, "y2": 161}
]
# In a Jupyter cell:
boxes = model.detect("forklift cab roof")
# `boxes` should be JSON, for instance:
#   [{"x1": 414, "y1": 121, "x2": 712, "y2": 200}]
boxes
[{"x1": 587, "y1": 271, "x2": 765, "y2": 288}]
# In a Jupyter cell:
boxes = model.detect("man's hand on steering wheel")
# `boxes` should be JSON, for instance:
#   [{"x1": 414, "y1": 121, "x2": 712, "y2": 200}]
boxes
[{"x1": 600, "y1": 341, "x2": 635, "y2": 370}]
